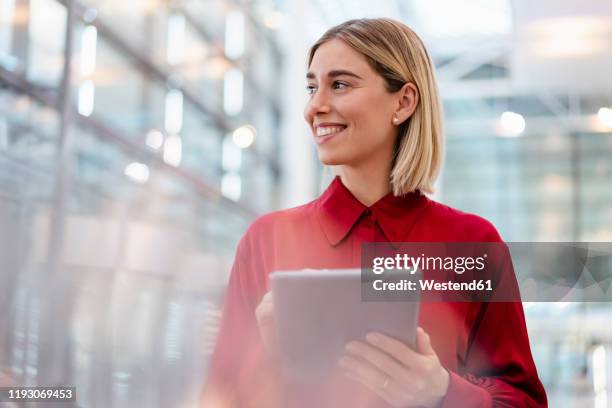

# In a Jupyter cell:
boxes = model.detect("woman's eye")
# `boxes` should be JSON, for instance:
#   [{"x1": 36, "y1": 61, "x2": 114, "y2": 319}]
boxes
[
  {"x1": 305, "y1": 85, "x2": 317, "y2": 95},
  {"x1": 332, "y1": 81, "x2": 348, "y2": 90}
]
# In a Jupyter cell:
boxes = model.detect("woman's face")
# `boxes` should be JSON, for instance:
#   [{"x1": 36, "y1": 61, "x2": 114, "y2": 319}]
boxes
[{"x1": 304, "y1": 39, "x2": 400, "y2": 167}]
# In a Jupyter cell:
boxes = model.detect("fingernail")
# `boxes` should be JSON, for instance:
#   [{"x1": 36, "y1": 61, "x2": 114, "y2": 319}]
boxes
[
  {"x1": 366, "y1": 333, "x2": 379, "y2": 343},
  {"x1": 345, "y1": 342, "x2": 357, "y2": 353}
]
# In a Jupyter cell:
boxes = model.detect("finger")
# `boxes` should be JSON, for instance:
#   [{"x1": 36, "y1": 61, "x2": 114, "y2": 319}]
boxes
[
  {"x1": 342, "y1": 362, "x2": 412, "y2": 406},
  {"x1": 256, "y1": 309, "x2": 274, "y2": 326},
  {"x1": 343, "y1": 342, "x2": 425, "y2": 397},
  {"x1": 416, "y1": 327, "x2": 436, "y2": 356},
  {"x1": 260, "y1": 291, "x2": 273, "y2": 306},
  {"x1": 255, "y1": 301, "x2": 266, "y2": 318},
  {"x1": 345, "y1": 341, "x2": 411, "y2": 382},
  {"x1": 339, "y1": 355, "x2": 388, "y2": 387},
  {"x1": 366, "y1": 332, "x2": 425, "y2": 368},
  {"x1": 340, "y1": 357, "x2": 397, "y2": 399},
  {"x1": 343, "y1": 370, "x2": 398, "y2": 404},
  {"x1": 255, "y1": 293, "x2": 274, "y2": 323}
]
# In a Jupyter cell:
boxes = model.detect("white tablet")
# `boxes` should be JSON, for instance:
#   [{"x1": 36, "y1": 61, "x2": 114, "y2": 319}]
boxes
[{"x1": 270, "y1": 268, "x2": 420, "y2": 383}]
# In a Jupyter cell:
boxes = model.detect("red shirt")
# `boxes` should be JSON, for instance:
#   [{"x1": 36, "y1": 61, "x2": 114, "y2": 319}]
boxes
[{"x1": 201, "y1": 177, "x2": 547, "y2": 407}]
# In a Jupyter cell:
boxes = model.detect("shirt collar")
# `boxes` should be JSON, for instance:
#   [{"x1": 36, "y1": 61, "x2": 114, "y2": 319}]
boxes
[{"x1": 316, "y1": 176, "x2": 430, "y2": 246}]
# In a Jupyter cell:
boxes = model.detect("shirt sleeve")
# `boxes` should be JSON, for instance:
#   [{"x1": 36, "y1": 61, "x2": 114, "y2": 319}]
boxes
[
  {"x1": 199, "y1": 236, "x2": 284, "y2": 408},
  {"x1": 440, "y1": 302, "x2": 547, "y2": 407},
  {"x1": 439, "y1": 242, "x2": 548, "y2": 408}
]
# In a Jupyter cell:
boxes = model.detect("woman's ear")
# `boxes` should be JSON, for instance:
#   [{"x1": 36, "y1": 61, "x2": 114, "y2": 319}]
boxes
[{"x1": 394, "y1": 82, "x2": 419, "y2": 125}]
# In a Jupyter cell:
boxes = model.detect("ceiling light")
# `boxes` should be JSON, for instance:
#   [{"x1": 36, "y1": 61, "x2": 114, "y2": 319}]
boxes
[
  {"x1": 498, "y1": 111, "x2": 525, "y2": 137},
  {"x1": 597, "y1": 107, "x2": 612, "y2": 128},
  {"x1": 232, "y1": 125, "x2": 256, "y2": 148},
  {"x1": 124, "y1": 162, "x2": 149, "y2": 183}
]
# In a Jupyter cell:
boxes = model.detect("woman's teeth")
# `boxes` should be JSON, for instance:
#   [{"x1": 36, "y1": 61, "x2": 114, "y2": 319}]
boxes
[{"x1": 316, "y1": 126, "x2": 345, "y2": 137}]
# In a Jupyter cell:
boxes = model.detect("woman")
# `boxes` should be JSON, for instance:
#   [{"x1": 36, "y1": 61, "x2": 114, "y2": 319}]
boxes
[{"x1": 202, "y1": 18, "x2": 547, "y2": 407}]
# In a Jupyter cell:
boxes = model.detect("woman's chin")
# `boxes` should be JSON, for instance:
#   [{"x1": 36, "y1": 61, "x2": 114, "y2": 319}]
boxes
[{"x1": 317, "y1": 152, "x2": 344, "y2": 166}]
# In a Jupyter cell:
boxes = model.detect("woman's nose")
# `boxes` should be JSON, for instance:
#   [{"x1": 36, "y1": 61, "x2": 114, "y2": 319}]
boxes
[{"x1": 307, "y1": 89, "x2": 331, "y2": 115}]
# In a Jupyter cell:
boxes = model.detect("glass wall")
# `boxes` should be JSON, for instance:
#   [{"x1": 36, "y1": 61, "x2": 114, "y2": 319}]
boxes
[
  {"x1": 438, "y1": 51, "x2": 612, "y2": 408},
  {"x1": 0, "y1": 0, "x2": 282, "y2": 407},
  {"x1": 441, "y1": 132, "x2": 612, "y2": 242}
]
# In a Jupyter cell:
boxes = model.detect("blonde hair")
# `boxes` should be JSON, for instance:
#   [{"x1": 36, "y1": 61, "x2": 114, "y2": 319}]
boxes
[{"x1": 307, "y1": 18, "x2": 444, "y2": 195}]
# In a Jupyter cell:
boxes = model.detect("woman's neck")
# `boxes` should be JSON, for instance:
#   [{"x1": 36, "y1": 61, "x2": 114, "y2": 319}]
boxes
[{"x1": 339, "y1": 163, "x2": 392, "y2": 207}]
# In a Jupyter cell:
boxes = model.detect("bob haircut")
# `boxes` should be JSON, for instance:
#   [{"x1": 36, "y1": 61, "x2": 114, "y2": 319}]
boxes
[{"x1": 307, "y1": 18, "x2": 444, "y2": 195}]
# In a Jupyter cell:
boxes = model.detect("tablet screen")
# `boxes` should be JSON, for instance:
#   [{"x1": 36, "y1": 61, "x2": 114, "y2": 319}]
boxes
[{"x1": 270, "y1": 268, "x2": 420, "y2": 383}]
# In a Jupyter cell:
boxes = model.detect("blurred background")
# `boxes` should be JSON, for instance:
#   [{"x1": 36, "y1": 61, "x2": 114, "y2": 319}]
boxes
[{"x1": 0, "y1": 0, "x2": 611, "y2": 407}]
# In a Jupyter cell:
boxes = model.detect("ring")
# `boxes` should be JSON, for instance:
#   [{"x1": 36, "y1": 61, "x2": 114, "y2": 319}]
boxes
[{"x1": 383, "y1": 377, "x2": 390, "y2": 389}]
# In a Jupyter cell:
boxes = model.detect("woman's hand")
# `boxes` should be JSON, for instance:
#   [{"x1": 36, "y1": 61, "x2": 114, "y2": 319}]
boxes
[
  {"x1": 338, "y1": 327, "x2": 450, "y2": 408},
  {"x1": 255, "y1": 291, "x2": 280, "y2": 359}
]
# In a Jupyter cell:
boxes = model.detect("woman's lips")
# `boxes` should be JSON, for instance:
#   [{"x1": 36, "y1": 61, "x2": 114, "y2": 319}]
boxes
[{"x1": 314, "y1": 125, "x2": 347, "y2": 145}]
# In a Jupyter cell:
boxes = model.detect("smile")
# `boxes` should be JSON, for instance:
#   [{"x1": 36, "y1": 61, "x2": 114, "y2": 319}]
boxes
[
  {"x1": 316, "y1": 125, "x2": 347, "y2": 137},
  {"x1": 314, "y1": 125, "x2": 347, "y2": 145}
]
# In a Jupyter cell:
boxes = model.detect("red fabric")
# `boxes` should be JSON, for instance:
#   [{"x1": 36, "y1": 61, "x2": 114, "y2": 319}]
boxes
[{"x1": 201, "y1": 177, "x2": 547, "y2": 407}]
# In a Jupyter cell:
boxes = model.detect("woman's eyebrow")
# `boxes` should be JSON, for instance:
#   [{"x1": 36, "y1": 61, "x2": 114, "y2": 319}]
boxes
[{"x1": 306, "y1": 70, "x2": 363, "y2": 80}]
